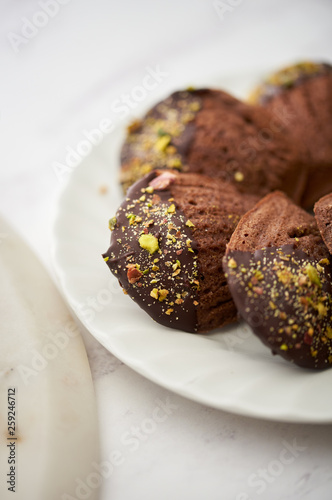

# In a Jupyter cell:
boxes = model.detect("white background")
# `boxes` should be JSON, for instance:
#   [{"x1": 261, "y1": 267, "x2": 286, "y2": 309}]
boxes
[{"x1": 1, "y1": 1, "x2": 332, "y2": 499}]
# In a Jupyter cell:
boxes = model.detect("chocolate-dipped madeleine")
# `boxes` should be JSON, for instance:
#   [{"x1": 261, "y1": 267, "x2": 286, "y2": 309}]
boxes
[
  {"x1": 103, "y1": 170, "x2": 258, "y2": 333},
  {"x1": 223, "y1": 191, "x2": 332, "y2": 369},
  {"x1": 120, "y1": 89, "x2": 307, "y2": 203},
  {"x1": 249, "y1": 62, "x2": 332, "y2": 207}
]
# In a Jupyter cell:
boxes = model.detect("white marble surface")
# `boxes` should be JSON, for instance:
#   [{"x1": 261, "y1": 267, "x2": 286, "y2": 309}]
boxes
[{"x1": 1, "y1": 1, "x2": 332, "y2": 499}]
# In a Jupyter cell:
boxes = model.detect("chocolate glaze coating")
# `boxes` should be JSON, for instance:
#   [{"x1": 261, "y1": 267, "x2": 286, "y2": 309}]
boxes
[
  {"x1": 120, "y1": 91, "x2": 202, "y2": 193},
  {"x1": 103, "y1": 171, "x2": 199, "y2": 333},
  {"x1": 224, "y1": 245, "x2": 332, "y2": 370}
]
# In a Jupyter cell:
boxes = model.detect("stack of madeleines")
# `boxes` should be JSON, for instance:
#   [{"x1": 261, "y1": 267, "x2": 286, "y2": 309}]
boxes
[{"x1": 103, "y1": 61, "x2": 332, "y2": 370}]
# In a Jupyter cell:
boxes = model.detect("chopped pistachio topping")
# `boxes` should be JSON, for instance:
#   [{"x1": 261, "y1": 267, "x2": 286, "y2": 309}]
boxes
[
  {"x1": 108, "y1": 217, "x2": 117, "y2": 231},
  {"x1": 155, "y1": 135, "x2": 171, "y2": 152},
  {"x1": 120, "y1": 92, "x2": 202, "y2": 191},
  {"x1": 305, "y1": 264, "x2": 321, "y2": 287},
  {"x1": 228, "y1": 258, "x2": 237, "y2": 269},
  {"x1": 139, "y1": 233, "x2": 159, "y2": 254},
  {"x1": 248, "y1": 62, "x2": 329, "y2": 104},
  {"x1": 105, "y1": 171, "x2": 200, "y2": 332},
  {"x1": 185, "y1": 220, "x2": 195, "y2": 228},
  {"x1": 225, "y1": 246, "x2": 332, "y2": 368}
]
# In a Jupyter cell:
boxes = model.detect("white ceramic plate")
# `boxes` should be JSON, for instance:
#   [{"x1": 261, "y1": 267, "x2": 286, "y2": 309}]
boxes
[{"x1": 51, "y1": 76, "x2": 332, "y2": 423}]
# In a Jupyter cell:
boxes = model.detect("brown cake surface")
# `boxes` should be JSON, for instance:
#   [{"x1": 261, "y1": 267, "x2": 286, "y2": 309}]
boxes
[
  {"x1": 120, "y1": 89, "x2": 307, "y2": 203},
  {"x1": 223, "y1": 191, "x2": 332, "y2": 369},
  {"x1": 103, "y1": 170, "x2": 258, "y2": 333},
  {"x1": 314, "y1": 192, "x2": 332, "y2": 254},
  {"x1": 226, "y1": 191, "x2": 327, "y2": 259},
  {"x1": 250, "y1": 62, "x2": 332, "y2": 207}
]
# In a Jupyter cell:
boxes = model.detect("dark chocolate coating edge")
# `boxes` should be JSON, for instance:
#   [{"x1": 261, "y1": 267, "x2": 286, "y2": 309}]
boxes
[
  {"x1": 103, "y1": 171, "x2": 200, "y2": 333},
  {"x1": 223, "y1": 245, "x2": 332, "y2": 370}
]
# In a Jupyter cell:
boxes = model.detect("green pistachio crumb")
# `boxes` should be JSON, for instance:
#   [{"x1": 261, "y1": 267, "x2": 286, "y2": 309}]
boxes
[
  {"x1": 108, "y1": 217, "x2": 117, "y2": 231},
  {"x1": 139, "y1": 233, "x2": 159, "y2": 254}
]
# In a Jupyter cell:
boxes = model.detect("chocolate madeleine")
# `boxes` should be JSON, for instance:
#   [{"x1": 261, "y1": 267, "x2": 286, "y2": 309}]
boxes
[
  {"x1": 223, "y1": 191, "x2": 332, "y2": 369},
  {"x1": 103, "y1": 170, "x2": 258, "y2": 333},
  {"x1": 250, "y1": 62, "x2": 332, "y2": 207},
  {"x1": 120, "y1": 89, "x2": 307, "y2": 203}
]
